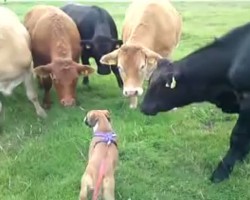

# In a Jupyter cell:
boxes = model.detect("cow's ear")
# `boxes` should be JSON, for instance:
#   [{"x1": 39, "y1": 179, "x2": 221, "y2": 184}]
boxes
[
  {"x1": 142, "y1": 48, "x2": 162, "y2": 80},
  {"x1": 80, "y1": 40, "x2": 92, "y2": 50},
  {"x1": 100, "y1": 49, "x2": 119, "y2": 65},
  {"x1": 76, "y1": 64, "x2": 95, "y2": 76},
  {"x1": 33, "y1": 64, "x2": 52, "y2": 77},
  {"x1": 145, "y1": 65, "x2": 157, "y2": 81},
  {"x1": 165, "y1": 76, "x2": 177, "y2": 89},
  {"x1": 165, "y1": 71, "x2": 180, "y2": 89},
  {"x1": 142, "y1": 47, "x2": 162, "y2": 65}
]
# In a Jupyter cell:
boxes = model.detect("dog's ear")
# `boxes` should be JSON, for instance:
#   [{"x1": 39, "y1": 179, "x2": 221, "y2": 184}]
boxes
[
  {"x1": 102, "y1": 110, "x2": 111, "y2": 122},
  {"x1": 84, "y1": 112, "x2": 98, "y2": 127}
]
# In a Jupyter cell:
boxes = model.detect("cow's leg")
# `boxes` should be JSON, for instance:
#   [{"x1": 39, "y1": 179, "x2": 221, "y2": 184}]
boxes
[
  {"x1": 40, "y1": 76, "x2": 53, "y2": 109},
  {"x1": 111, "y1": 66, "x2": 123, "y2": 89},
  {"x1": 0, "y1": 101, "x2": 2, "y2": 114},
  {"x1": 211, "y1": 97, "x2": 250, "y2": 183},
  {"x1": 129, "y1": 96, "x2": 138, "y2": 109},
  {"x1": 23, "y1": 71, "x2": 47, "y2": 118},
  {"x1": 81, "y1": 54, "x2": 90, "y2": 86},
  {"x1": 33, "y1": 58, "x2": 43, "y2": 89},
  {"x1": 228, "y1": 46, "x2": 250, "y2": 92},
  {"x1": 37, "y1": 76, "x2": 43, "y2": 89},
  {"x1": 211, "y1": 53, "x2": 250, "y2": 182}
]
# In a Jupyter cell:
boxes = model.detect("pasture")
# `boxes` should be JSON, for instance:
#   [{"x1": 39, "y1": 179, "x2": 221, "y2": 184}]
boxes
[{"x1": 1, "y1": 1, "x2": 250, "y2": 199}]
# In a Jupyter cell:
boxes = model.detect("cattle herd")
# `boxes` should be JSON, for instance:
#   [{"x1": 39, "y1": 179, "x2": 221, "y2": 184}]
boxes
[{"x1": 1, "y1": 0, "x2": 250, "y2": 197}]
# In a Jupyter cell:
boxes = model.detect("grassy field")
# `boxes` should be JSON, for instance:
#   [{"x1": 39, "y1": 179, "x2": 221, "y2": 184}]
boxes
[{"x1": 1, "y1": 1, "x2": 250, "y2": 200}]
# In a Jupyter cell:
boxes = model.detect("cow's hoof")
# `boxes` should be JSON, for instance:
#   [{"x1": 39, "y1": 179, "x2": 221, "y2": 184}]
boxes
[
  {"x1": 210, "y1": 167, "x2": 230, "y2": 183},
  {"x1": 129, "y1": 104, "x2": 137, "y2": 109},
  {"x1": 37, "y1": 108, "x2": 47, "y2": 118}
]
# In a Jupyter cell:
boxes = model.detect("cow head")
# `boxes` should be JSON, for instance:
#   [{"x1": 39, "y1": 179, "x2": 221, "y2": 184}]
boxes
[
  {"x1": 140, "y1": 59, "x2": 240, "y2": 116},
  {"x1": 34, "y1": 58, "x2": 94, "y2": 106},
  {"x1": 80, "y1": 36, "x2": 123, "y2": 75},
  {"x1": 140, "y1": 59, "x2": 201, "y2": 115},
  {"x1": 100, "y1": 44, "x2": 162, "y2": 97}
]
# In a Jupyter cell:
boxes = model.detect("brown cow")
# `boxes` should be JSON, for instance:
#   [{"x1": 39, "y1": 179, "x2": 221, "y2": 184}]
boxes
[
  {"x1": 24, "y1": 5, "x2": 94, "y2": 108},
  {"x1": 100, "y1": 0, "x2": 182, "y2": 109},
  {"x1": 0, "y1": 6, "x2": 46, "y2": 118}
]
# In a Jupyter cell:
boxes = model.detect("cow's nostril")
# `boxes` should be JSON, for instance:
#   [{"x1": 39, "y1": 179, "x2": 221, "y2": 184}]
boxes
[
  {"x1": 61, "y1": 99, "x2": 65, "y2": 105},
  {"x1": 124, "y1": 91, "x2": 137, "y2": 97},
  {"x1": 123, "y1": 91, "x2": 128, "y2": 96},
  {"x1": 60, "y1": 98, "x2": 75, "y2": 106}
]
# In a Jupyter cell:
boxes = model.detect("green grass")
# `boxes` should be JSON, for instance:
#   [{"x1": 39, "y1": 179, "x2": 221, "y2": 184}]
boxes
[{"x1": 1, "y1": 1, "x2": 250, "y2": 200}]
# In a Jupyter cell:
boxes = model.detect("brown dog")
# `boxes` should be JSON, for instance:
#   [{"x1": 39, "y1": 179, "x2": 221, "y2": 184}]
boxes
[{"x1": 79, "y1": 110, "x2": 118, "y2": 200}]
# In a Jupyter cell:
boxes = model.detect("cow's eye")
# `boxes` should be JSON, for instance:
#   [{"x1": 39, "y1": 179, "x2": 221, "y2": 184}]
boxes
[{"x1": 140, "y1": 65, "x2": 145, "y2": 70}]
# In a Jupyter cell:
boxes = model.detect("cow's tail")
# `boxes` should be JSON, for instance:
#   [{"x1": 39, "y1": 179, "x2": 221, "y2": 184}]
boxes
[{"x1": 92, "y1": 159, "x2": 107, "y2": 200}]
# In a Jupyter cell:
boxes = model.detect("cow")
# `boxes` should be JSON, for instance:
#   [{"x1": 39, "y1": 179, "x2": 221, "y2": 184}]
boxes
[
  {"x1": 24, "y1": 5, "x2": 95, "y2": 108},
  {"x1": 0, "y1": 6, "x2": 46, "y2": 118},
  {"x1": 61, "y1": 3, "x2": 123, "y2": 88},
  {"x1": 140, "y1": 21, "x2": 250, "y2": 183},
  {"x1": 100, "y1": 0, "x2": 182, "y2": 109}
]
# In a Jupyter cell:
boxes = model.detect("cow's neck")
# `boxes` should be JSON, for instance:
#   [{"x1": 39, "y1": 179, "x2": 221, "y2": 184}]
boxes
[
  {"x1": 174, "y1": 41, "x2": 240, "y2": 106},
  {"x1": 176, "y1": 43, "x2": 234, "y2": 85},
  {"x1": 127, "y1": 23, "x2": 154, "y2": 49}
]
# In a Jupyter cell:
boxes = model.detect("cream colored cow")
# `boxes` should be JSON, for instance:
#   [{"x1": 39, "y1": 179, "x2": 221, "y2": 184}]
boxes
[
  {"x1": 0, "y1": 7, "x2": 46, "y2": 118},
  {"x1": 100, "y1": 0, "x2": 182, "y2": 108}
]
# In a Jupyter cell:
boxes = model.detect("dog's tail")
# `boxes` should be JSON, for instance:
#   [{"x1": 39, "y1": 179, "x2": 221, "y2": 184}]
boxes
[{"x1": 92, "y1": 159, "x2": 106, "y2": 200}]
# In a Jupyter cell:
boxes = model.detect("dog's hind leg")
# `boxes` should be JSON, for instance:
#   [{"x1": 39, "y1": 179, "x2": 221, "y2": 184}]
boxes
[
  {"x1": 79, "y1": 173, "x2": 93, "y2": 200},
  {"x1": 103, "y1": 176, "x2": 115, "y2": 200}
]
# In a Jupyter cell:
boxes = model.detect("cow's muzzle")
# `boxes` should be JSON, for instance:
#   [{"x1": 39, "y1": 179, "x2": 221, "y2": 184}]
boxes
[
  {"x1": 123, "y1": 87, "x2": 143, "y2": 97},
  {"x1": 60, "y1": 98, "x2": 75, "y2": 107},
  {"x1": 140, "y1": 104, "x2": 158, "y2": 116}
]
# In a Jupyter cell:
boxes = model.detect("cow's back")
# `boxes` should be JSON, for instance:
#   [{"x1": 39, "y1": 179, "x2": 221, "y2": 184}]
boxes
[
  {"x1": 0, "y1": 7, "x2": 32, "y2": 76},
  {"x1": 122, "y1": 0, "x2": 182, "y2": 57},
  {"x1": 61, "y1": 4, "x2": 118, "y2": 40},
  {"x1": 25, "y1": 5, "x2": 81, "y2": 64},
  {"x1": 24, "y1": 5, "x2": 54, "y2": 35}
]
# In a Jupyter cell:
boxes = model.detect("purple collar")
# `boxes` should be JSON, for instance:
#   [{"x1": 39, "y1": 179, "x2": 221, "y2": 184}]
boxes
[{"x1": 94, "y1": 132, "x2": 117, "y2": 145}]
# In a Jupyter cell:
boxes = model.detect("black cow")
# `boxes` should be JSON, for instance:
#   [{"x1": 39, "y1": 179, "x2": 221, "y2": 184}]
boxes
[
  {"x1": 140, "y1": 22, "x2": 250, "y2": 183},
  {"x1": 61, "y1": 3, "x2": 123, "y2": 88}
]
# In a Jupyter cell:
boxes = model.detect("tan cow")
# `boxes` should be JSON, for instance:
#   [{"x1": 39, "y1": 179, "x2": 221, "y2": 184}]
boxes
[
  {"x1": 0, "y1": 6, "x2": 46, "y2": 118},
  {"x1": 24, "y1": 5, "x2": 94, "y2": 108},
  {"x1": 100, "y1": 0, "x2": 182, "y2": 108}
]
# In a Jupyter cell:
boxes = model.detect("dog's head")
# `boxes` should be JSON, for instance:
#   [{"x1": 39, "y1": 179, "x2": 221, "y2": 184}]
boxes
[{"x1": 84, "y1": 110, "x2": 111, "y2": 128}]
